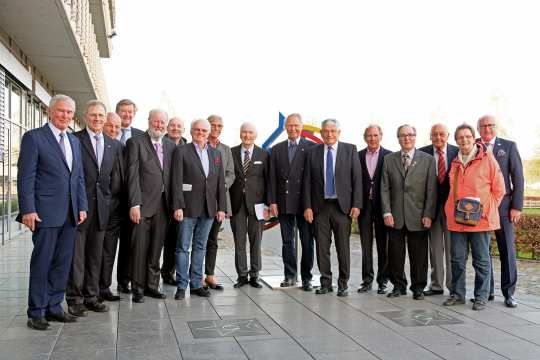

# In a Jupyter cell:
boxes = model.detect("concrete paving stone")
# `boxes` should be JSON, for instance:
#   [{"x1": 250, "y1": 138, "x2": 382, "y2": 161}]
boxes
[
  {"x1": 50, "y1": 348, "x2": 116, "y2": 360},
  {"x1": 512, "y1": 311, "x2": 540, "y2": 324},
  {"x1": 179, "y1": 341, "x2": 248, "y2": 360},
  {"x1": 117, "y1": 318, "x2": 171, "y2": 333},
  {"x1": 53, "y1": 331, "x2": 116, "y2": 352},
  {"x1": 118, "y1": 302, "x2": 170, "y2": 320},
  {"x1": 0, "y1": 337, "x2": 56, "y2": 359},
  {"x1": 117, "y1": 328, "x2": 177, "y2": 349},
  {"x1": 117, "y1": 344, "x2": 181, "y2": 360},
  {"x1": 314, "y1": 350, "x2": 378, "y2": 360},
  {"x1": 0, "y1": 321, "x2": 62, "y2": 340},
  {"x1": 295, "y1": 334, "x2": 364, "y2": 354},
  {"x1": 0, "y1": 305, "x2": 22, "y2": 319},
  {"x1": 499, "y1": 324, "x2": 540, "y2": 345},
  {"x1": 425, "y1": 342, "x2": 507, "y2": 360},
  {"x1": 208, "y1": 295, "x2": 255, "y2": 306},
  {"x1": 482, "y1": 340, "x2": 540, "y2": 359},
  {"x1": 238, "y1": 337, "x2": 313, "y2": 360}
]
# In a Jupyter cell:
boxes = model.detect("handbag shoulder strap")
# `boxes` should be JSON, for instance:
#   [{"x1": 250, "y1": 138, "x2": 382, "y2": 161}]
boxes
[{"x1": 453, "y1": 166, "x2": 459, "y2": 206}]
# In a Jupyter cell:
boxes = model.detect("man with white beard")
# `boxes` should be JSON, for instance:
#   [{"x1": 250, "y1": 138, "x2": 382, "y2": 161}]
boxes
[{"x1": 126, "y1": 109, "x2": 176, "y2": 303}]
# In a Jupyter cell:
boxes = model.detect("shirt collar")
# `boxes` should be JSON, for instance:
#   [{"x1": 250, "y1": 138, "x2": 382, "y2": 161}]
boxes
[
  {"x1": 242, "y1": 144, "x2": 254, "y2": 154},
  {"x1": 288, "y1": 137, "x2": 300, "y2": 146},
  {"x1": 367, "y1": 146, "x2": 380, "y2": 155},
  {"x1": 48, "y1": 122, "x2": 65, "y2": 137},
  {"x1": 401, "y1": 148, "x2": 415, "y2": 158},
  {"x1": 194, "y1": 142, "x2": 208, "y2": 152},
  {"x1": 325, "y1": 141, "x2": 338, "y2": 151},
  {"x1": 86, "y1": 127, "x2": 103, "y2": 139},
  {"x1": 433, "y1": 144, "x2": 447, "y2": 154}
]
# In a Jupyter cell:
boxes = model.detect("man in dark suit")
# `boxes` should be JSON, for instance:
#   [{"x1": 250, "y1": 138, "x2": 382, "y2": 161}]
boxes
[
  {"x1": 357, "y1": 124, "x2": 392, "y2": 295},
  {"x1": 99, "y1": 112, "x2": 124, "y2": 301},
  {"x1": 229, "y1": 122, "x2": 270, "y2": 289},
  {"x1": 269, "y1": 113, "x2": 315, "y2": 291},
  {"x1": 115, "y1": 99, "x2": 144, "y2": 294},
  {"x1": 161, "y1": 116, "x2": 188, "y2": 286},
  {"x1": 419, "y1": 124, "x2": 459, "y2": 297},
  {"x1": 126, "y1": 109, "x2": 175, "y2": 303},
  {"x1": 478, "y1": 115, "x2": 524, "y2": 308},
  {"x1": 303, "y1": 119, "x2": 362, "y2": 297},
  {"x1": 66, "y1": 101, "x2": 123, "y2": 316},
  {"x1": 17, "y1": 94, "x2": 88, "y2": 330},
  {"x1": 204, "y1": 115, "x2": 235, "y2": 290},
  {"x1": 381, "y1": 124, "x2": 437, "y2": 300},
  {"x1": 171, "y1": 119, "x2": 227, "y2": 299}
]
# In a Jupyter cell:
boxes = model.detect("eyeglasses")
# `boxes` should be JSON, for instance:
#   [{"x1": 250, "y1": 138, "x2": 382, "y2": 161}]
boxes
[
  {"x1": 398, "y1": 133, "x2": 416, "y2": 138},
  {"x1": 479, "y1": 124, "x2": 496, "y2": 129}
]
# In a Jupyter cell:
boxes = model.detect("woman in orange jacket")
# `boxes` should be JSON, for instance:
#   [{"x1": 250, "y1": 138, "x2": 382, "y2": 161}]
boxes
[{"x1": 443, "y1": 123, "x2": 505, "y2": 311}]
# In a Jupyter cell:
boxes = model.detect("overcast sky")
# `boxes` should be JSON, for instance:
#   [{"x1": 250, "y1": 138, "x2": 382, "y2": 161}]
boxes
[{"x1": 102, "y1": 0, "x2": 540, "y2": 158}]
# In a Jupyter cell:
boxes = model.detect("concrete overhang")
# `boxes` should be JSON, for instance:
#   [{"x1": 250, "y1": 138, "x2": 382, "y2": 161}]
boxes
[
  {"x1": 90, "y1": 0, "x2": 112, "y2": 58},
  {"x1": 0, "y1": 0, "x2": 101, "y2": 117}
]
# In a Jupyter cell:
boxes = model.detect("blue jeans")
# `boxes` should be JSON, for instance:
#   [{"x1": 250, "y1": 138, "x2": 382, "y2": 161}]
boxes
[
  {"x1": 450, "y1": 231, "x2": 492, "y2": 302},
  {"x1": 175, "y1": 216, "x2": 214, "y2": 290}
]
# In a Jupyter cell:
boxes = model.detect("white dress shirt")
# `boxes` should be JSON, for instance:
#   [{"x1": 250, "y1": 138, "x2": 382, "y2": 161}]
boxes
[{"x1": 48, "y1": 122, "x2": 72, "y2": 172}]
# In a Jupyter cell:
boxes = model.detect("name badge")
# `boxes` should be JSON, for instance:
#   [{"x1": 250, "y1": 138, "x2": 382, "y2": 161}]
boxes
[
  {"x1": 253, "y1": 161, "x2": 263, "y2": 165},
  {"x1": 182, "y1": 184, "x2": 192, "y2": 191}
]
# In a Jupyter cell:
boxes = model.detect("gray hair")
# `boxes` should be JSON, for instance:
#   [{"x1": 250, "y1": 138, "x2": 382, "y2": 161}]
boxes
[
  {"x1": 106, "y1": 112, "x2": 121, "y2": 123},
  {"x1": 168, "y1": 116, "x2": 184, "y2": 127},
  {"x1": 49, "y1": 94, "x2": 76, "y2": 111},
  {"x1": 454, "y1": 123, "x2": 476, "y2": 141},
  {"x1": 321, "y1": 118, "x2": 340, "y2": 128},
  {"x1": 285, "y1": 113, "x2": 303, "y2": 124},
  {"x1": 364, "y1": 124, "x2": 383, "y2": 136},
  {"x1": 240, "y1": 122, "x2": 257, "y2": 134},
  {"x1": 148, "y1": 109, "x2": 168, "y2": 122},
  {"x1": 207, "y1": 115, "x2": 223, "y2": 124},
  {"x1": 430, "y1": 123, "x2": 449, "y2": 135},
  {"x1": 191, "y1": 118, "x2": 211, "y2": 130},
  {"x1": 396, "y1": 124, "x2": 416, "y2": 137},
  {"x1": 84, "y1": 100, "x2": 106, "y2": 114},
  {"x1": 477, "y1": 115, "x2": 497, "y2": 128}
]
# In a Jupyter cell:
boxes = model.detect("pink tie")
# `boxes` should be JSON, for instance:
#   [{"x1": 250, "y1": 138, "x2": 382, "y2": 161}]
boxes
[{"x1": 154, "y1": 142, "x2": 163, "y2": 169}]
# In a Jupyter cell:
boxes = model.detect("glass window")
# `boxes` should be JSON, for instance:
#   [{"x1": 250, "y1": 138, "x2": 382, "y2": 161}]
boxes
[{"x1": 10, "y1": 86, "x2": 21, "y2": 124}]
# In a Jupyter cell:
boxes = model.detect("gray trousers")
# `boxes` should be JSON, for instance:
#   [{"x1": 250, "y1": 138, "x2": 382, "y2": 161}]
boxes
[
  {"x1": 428, "y1": 207, "x2": 452, "y2": 292},
  {"x1": 230, "y1": 201, "x2": 263, "y2": 278}
]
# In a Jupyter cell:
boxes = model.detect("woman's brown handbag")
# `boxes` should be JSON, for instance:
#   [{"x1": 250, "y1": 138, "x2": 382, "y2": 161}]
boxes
[{"x1": 453, "y1": 170, "x2": 483, "y2": 226}]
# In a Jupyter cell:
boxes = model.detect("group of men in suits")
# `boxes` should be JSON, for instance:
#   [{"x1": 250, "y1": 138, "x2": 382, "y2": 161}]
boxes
[{"x1": 18, "y1": 99, "x2": 524, "y2": 330}]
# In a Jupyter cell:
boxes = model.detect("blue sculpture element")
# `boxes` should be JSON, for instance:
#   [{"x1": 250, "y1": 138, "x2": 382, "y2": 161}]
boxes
[{"x1": 261, "y1": 112, "x2": 285, "y2": 150}]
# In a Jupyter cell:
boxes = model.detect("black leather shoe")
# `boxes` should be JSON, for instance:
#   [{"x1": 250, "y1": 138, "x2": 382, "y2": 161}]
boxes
[
  {"x1": 132, "y1": 293, "x2": 145, "y2": 303},
  {"x1": 27, "y1": 318, "x2": 49, "y2": 331},
  {"x1": 315, "y1": 286, "x2": 334, "y2": 295},
  {"x1": 302, "y1": 281, "x2": 313, "y2": 292},
  {"x1": 45, "y1": 311, "x2": 77, "y2": 323},
  {"x1": 337, "y1": 288, "x2": 348, "y2": 297},
  {"x1": 377, "y1": 284, "x2": 388, "y2": 294},
  {"x1": 174, "y1": 289, "x2": 185, "y2": 300},
  {"x1": 118, "y1": 284, "x2": 131, "y2": 294},
  {"x1": 504, "y1": 296, "x2": 518, "y2": 308},
  {"x1": 280, "y1": 278, "x2": 296, "y2": 287},
  {"x1": 144, "y1": 288, "x2": 167, "y2": 299},
  {"x1": 413, "y1": 292, "x2": 424, "y2": 300},
  {"x1": 387, "y1": 288, "x2": 406, "y2": 298},
  {"x1": 357, "y1": 283, "x2": 372, "y2": 293},
  {"x1": 191, "y1": 287, "x2": 211, "y2": 297},
  {"x1": 206, "y1": 282, "x2": 224, "y2": 291},
  {"x1": 249, "y1": 277, "x2": 263, "y2": 288},
  {"x1": 68, "y1": 304, "x2": 87, "y2": 317},
  {"x1": 100, "y1": 292, "x2": 121, "y2": 302},
  {"x1": 85, "y1": 301, "x2": 109, "y2": 312},
  {"x1": 234, "y1": 277, "x2": 249, "y2": 288},
  {"x1": 423, "y1": 289, "x2": 444, "y2": 296}
]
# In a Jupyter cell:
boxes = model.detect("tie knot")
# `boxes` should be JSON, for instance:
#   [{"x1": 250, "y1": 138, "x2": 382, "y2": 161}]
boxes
[
  {"x1": 121, "y1": 128, "x2": 127, "y2": 134},
  {"x1": 328, "y1": 146, "x2": 333, "y2": 151},
  {"x1": 402, "y1": 153, "x2": 409, "y2": 159},
  {"x1": 437, "y1": 149, "x2": 443, "y2": 155},
  {"x1": 245, "y1": 150, "x2": 249, "y2": 156},
  {"x1": 59, "y1": 132, "x2": 65, "y2": 139},
  {"x1": 94, "y1": 135, "x2": 100, "y2": 141},
  {"x1": 290, "y1": 141, "x2": 296, "y2": 148}
]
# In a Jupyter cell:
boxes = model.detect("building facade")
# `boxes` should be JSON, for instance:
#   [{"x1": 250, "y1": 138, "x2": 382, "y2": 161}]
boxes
[{"x1": 0, "y1": 0, "x2": 115, "y2": 244}]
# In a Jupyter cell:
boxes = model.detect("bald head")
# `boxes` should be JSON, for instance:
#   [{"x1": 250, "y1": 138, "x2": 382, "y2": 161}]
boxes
[
  {"x1": 104, "y1": 112, "x2": 122, "y2": 139},
  {"x1": 430, "y1": 123, "x2": 449, "y2": 150},
  {"x1": 167, "y1": 117, "x2": 185, "y2": 144}
]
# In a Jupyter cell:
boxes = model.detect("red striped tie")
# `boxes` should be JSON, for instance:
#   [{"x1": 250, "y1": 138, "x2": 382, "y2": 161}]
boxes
[{"x1": 437, "y1": 149, "x2": 445, "y2": 184}]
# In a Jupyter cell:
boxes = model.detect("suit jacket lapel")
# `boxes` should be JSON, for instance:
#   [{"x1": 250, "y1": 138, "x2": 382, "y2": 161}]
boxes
[
  {"x1": 318, "y1": 145, "x2": 325, "y2": 181},
  {"x1": 374, "y1": 149, "x2": 385, "y2": 180},
  {"x1": 101, "y1": 136, "x2": 114, "y2": 174},
  {"x1": 190, "y1": 143, "x2": 206, "y2": 177},
  {"x1": 143, "y1": 133, "x2": 163, "y2": 172},
  {"x1": 162, "y1": 139, "x2": 174, "y2": 180},
  {"x1": 43, "y1": 125, "x2": 70, "y2": 172},
  {"x1": 395, "y1": 152, "x2": 406, "y2": 178},
  {"x1": 80, "y1": 131, "x2": 98, "y2": 168}
]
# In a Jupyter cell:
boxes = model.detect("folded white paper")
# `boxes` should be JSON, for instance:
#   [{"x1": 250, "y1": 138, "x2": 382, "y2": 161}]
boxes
[
  {"x1": 254, "y1": 203, "x2": 266, "y2": 220},
  {"x1": 182, "y1": 184, "x2": 192, "y2": 191}
]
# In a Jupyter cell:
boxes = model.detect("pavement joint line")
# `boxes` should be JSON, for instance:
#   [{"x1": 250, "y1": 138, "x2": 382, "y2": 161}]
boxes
[
  {"x1": 115, "y1": 296, "x2": 121, "y2": 360},
  {"x1": 164, "y1": 296, "x2": 185, "y2": 360},
  {"x1": 216, "y1": 265, "x2": 317, "y2": 360}
]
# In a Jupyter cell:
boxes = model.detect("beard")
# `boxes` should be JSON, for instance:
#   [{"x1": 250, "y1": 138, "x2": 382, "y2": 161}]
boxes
[{"x1": 147, "y1": 127, "x2": 165, "y2": 140}]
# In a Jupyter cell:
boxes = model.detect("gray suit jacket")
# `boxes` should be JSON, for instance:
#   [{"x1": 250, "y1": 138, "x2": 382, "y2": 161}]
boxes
[
  {"x1": 381, "y1": 149, "x2": 437, "y2": 231},
  {"x1": 214, "y1": 142, "x2": 235, "y2": 215}
]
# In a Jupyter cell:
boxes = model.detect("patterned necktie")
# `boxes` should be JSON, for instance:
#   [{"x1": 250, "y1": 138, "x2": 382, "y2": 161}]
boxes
[
  {"x1": 402, "y1": 153, "x2": 411, "y2": 173},
  {"x1": 95, "y1": 135, "x2": 103, "y2": 169},
  {"x1": 120, "y1": 128, "x2": 127, "y2": 144},
  {"x1": 325, "y1": 146, "x2": 335, "y2": 197},
  {"x1": 154, "y1": 142, "x2": 163, "y2": 169},
  {"x1": 59, "y1": 132, "x2": 67, "y2": 160},
  {"x1": 437, "y1": 149, "x2": 445, "y2": 184},
  {"x1": 243, "y1": 150, "x2": 251, "y2": 174},
  {"x1": 288, "y1": 141, "x2": 297, "y2": 164}
]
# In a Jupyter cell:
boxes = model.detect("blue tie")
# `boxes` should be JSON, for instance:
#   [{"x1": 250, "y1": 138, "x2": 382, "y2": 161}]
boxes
[
  {"x1": 95, "y1": 135, "x2": 103, "y2": 169},
  {"x1": 288, "y1": 141, "x2": 297, "y2": 164},
  {"x1": 325, "y1": 146, "x2": 335, "y2": 198}
]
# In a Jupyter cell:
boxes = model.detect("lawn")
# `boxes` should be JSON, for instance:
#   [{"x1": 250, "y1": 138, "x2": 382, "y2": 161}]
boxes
[{"x1": 524, "y1": 208, "x2": 540, "y2": 215}]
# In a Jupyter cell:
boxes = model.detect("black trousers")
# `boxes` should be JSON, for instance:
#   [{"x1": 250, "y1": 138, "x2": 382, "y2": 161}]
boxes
[
  {"x1": 359, "y1": 200, "x2": 389, "y2": 286},
  {"x1": 313, "y1": 200, "x2": 351, "y2": 290},
  {"x1": 205, "y1": 218, "x2": 222, "y2": 276},
  {"x1": 230, "y1": 201, "x2": 263, "y2": 278},
  {"x1": 67, "y1": 208, "x2": 105, "y2": 305},
  {"x1": 278, "y1": 213, "x2": 314, "y2": 282},
  {"x1": 161, "y1": 219, "x2": 178, "y2": 279},
  {"x1": 130, "y1": 198, "x2": 168, "y2": 293},
  {"x1": 387, "y1": 226, "x2": 428, "y2": 293},
  {"x1": 99, "y1": 202, "x2": 122, "y2": 294},
  {"x1": 116, "y1": 208, "x2": 132, "y2": 287}
]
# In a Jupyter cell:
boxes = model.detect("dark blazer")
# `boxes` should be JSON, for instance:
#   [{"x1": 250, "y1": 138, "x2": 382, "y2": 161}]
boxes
[
  {"x1": 126, "y1": 132, "x2": 175, "y2": 217},
  {"x1": 16, "y1": 124, "x2": 88, "y2": 227},
  {"x1": 171, "y1": 143, "x2": 226, "y2": 218},
  {"x1": 381, "y1": 149, "x2": 437, "y2": 231},
  {"x1": 130, "y1": 127, "x2": 145, "y2": 139},
  {"x1": 479, "y1": 137, "x2": 524, "y2": 213},
  {"x1": 74, "y1": 129, "x2": 123, "y2": 230},
  {"x1": 303, "y1": 142, "x2": 362, "y2": 215},
  {"x1": 269, "y1": 138, "x2": 315, "y2": 215},
  {"x1": 229, "y1": 145, "x2": 270, "y2": 215},
  {"x1": 358, "y1": 146, "x2": 392, "y2": 212},
  {"x1": 418, "y1": 143, "x2": 459, "y2": 217}
]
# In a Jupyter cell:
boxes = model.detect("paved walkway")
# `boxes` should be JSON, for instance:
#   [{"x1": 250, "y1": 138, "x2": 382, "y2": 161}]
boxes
[{"x1": 1, "y1": 225, "x2": 540, "y2": 360}]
